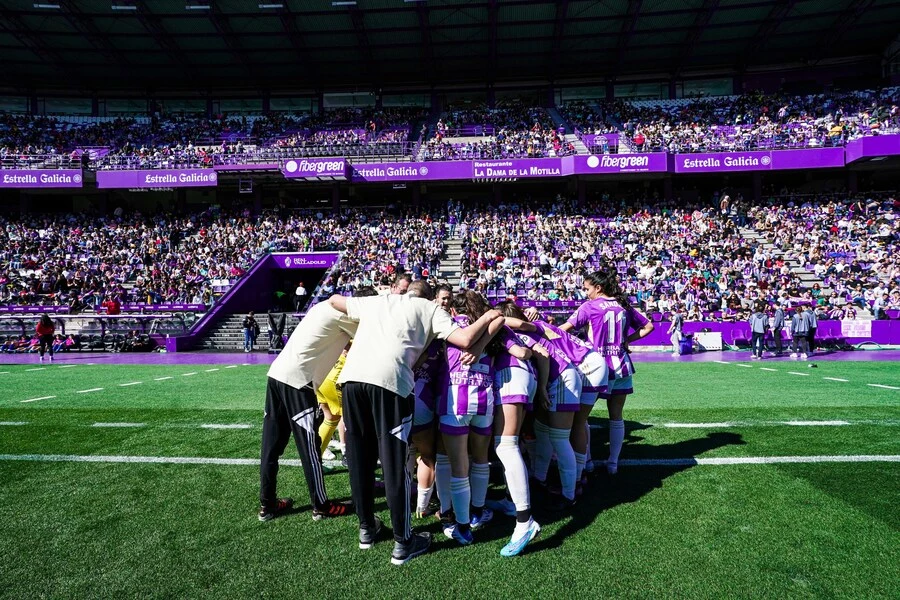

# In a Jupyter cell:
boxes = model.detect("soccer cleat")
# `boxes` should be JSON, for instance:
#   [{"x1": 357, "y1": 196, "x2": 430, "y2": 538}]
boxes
[
  {"x1": 322, "y1": 448, "x2": 336, "y2": 461},
  {"x1": 789, "y1": 353, "x2": 798, "y2": 358},
  {"x1": 39, "y1": 356, "x2": 43, "y2": 362},
  {"x1": 258, "y1": 497, "x2": 294, "y2": 521},
  {"x1": 341, "y1": 455, "x2": 349, "y2": 468},
  {"x1": 446, "y1": 523, "x2": 474, "y2": 545},
  {"x1": 470, "y1": 508, "x2": 494, "y2": 531},
  {"x1": 583, "y1": 460, "x2": 595, "y2": 474},
  {"x1": 358, "y1": 516, "x2": 384, "y2": 550},
  {"x1": 500, "y1": 520, "x2": 541, "y2": 558},
  {"x1": 312, "y1": 500, "x2": 354, "y2": 521},
  {"x1": 548, "y1": 495, "x2": 576, "y2": 512},
  {"x1": 390, "y1": 532, "x2": 432, "y2": 566},
  {"x1": 486, "y1": 497, "x2": 517, "y2": 518},
  {"x1": 606, "y1": 462, "x2": 618, "y2": 476},
  {"x1": 800, "y1": 353, "x2": 808, "y2": 360}
]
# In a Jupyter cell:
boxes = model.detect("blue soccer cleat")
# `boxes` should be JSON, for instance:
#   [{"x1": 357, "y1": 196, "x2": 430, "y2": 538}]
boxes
[{"x1": 500, "y1": 520, "x2": 541, "y2": 557}]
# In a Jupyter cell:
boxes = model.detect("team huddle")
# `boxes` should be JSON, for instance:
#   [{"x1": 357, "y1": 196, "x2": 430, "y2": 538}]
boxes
[{"x1": 258, "y1": 265, "x2": 654, "y2": 565}]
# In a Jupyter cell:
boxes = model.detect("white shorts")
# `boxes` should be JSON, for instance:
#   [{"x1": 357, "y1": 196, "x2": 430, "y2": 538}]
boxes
[
  {"x1": 577, "y1": 351, "x2": 609, "y2": 407},
  {"x1": 547, "y1": 365, "x2": 582, "y2": 413},
  {"x1": 494, "y1": 366, "x2": 536, "y2": 408},
  {"x1": 439, "y1": 413, "x2": 493, "y2": 436}
]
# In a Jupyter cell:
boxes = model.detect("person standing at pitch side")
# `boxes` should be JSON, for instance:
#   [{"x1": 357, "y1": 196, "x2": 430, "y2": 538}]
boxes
[{"x1": 328, "y1": 281, "x2": 502, "y2": 565}]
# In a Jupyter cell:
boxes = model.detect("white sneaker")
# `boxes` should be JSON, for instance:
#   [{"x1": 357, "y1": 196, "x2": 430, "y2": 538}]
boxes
[
  {"x1": 671, "y1": 352, "x2": 680, "y2": 357},
  {"x1": 800, "y1": 353, "x2": 808, "y2": 360},
  {"x1": 327, "y1": 439, "x2": 341, "y2": 451},
  {"x1": 39, "y1": 356, "x2": 44, "y2": 362},
  {"x1": 322, "y1": 448, "x2": 336, "y2": 461},
  {"x1": 789, "y1": 353, "x2": 798, "y2": 358}
]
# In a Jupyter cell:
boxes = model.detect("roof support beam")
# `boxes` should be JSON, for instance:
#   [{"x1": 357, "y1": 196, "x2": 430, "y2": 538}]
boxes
[
  {"x1": 615, "y1": 0, "x2": 643, "y2": 74},
  {"x1": 813, "y1": 0, "x2": 876, "y2": 64},
  {"x1": 58, "y1": 0, "x2": 130, "y2": 71},
  {"x1": 349, "y1": 6, "x2": 377, "y2": 84},
  {"x1": 488, "y1": 0, "x2": 499, "y2": 76},
  {"x1": 674, "y1": 0, "x2": 719, "y2": 76},
  {"x1": 206, "y1": 3, "x2": 256, "y2": 78},
  {"x1": 416, "y1": 1, "x2": 435, "y2": 80},
  {"x1": 739, "y1": 0, "x2": 799, "y2": 70},
  {"x1": 550, "y1": 0, "x2": 570, "y2": 72},
  {"x1": 133, "y1": 0, "x2": 194, "y2": 75},
  {"x1": 0, "y1": 13, "x2": 69, "y2": 72}
]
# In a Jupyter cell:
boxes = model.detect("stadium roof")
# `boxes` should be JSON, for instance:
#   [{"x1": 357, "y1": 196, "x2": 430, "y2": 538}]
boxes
[{"x1": 1, "y1": 0, "x2": 899, "y2": 94}]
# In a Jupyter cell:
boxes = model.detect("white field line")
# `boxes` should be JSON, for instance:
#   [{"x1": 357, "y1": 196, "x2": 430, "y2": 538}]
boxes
[
  {"x1": 119, "y1": 382, "x2": 142, "y2": 387},
  {"x1": 75, "y1": 388, "x2": 103, "y2": 394},
  {"x1": 735, "y1": 364, "x2": 753, "y2": 368},
  {"x1": 0, "y1": 421, "x2": 28, "y2": 425},
  {"x1": 0, "y1": 453, "x2": 896, "y2": 468},
  {"x1": 20, "y1": 396, "x2": 56, "y2": 403},
  {"x1": 823, "y1": 377, "x2": 849, "y2": 382},
  {"x1": 787, "y1": 372, "x2": 810, "y2": 376},
  {"x1": 225, "y1": 365, "x2": 238, "y2": 369},
  {"x1": 759, "y1": 368, "x2": 778, "y2": 372},
  {"x1": 204, "y1": 368, "x2": 220, "y2": 372},
  {"x1": 200, "y1": 424, "x2": 253, "y2": 430},
  {"x1": 154, "y1": 377, "x2": 173, "y2": 381},
  {"x1": 783, "y1": 420, "x2": 850, "y2": 426},
  {"x1": 182, "y1": 372, "x2": 197, "y2": 377},
  {"x1": 58, "y1": 365, "x2": 78, "y2": 369},
  {"x1": 91, "y1": 423, "x2": 146, "y2": 428},
  {"x1": 713, "y1": 361, "x2": 730, "y2": 365},
  {"x1": 868, "y1": 384, "x2": 900, "y2": 390},
  {"x1": 25, "y1": 368, "x2": 45, "y2": 372},
  {"x1": 0, "y1": 371, "x2": 9, "y2": 375},
  {"x1": 663, "y1": 422, "x2": 734, "y2": 428}
]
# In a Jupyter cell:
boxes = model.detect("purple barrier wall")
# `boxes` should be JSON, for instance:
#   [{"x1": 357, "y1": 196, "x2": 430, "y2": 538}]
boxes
[
  {"x1": 632, "y1": 320, "x2": 900, "y2": 346},
  {"x1": 845, "y1": 134, "x2": 900, "y2": 163},
  {"x1": 96, "y1": 169, "x2": 218, "y2": 189},
  {"x1": 0, "y1": 305, "x2": 71, "y2": 314},
  {"x1": 269, "y1": 252, "x2": 341, "y2": 269},
  {"x1": 281, "y1": 158, "x2": 347, "y2": 179},
  {"x1": 672, "y1": 147, "x2": 845, "y2": 173},
  {"x1": 0, "y1": 170, "x2": 83, "y2": 189},
  {"x1": 121, "y1": 303, "x2": 207, "y2": 312}
]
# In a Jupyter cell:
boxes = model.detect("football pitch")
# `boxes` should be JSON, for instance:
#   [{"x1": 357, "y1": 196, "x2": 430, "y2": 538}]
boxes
[{"x1": 0, "y1": 360, "x2": 897, "y2": 599}]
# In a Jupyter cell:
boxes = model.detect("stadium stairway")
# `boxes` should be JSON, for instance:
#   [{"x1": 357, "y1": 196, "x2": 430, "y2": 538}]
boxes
[
  {"x1": 196, "y1": 313, "x2": 301, "y2": 351},
  {"x1": 738, "y1": 226, "x2": 874, "y2": 319},
  {"x1": 438, "y1": 238, "x2": 464, "y2": 289},
  {"x1": 567, "y1": 134, "x2": 590, "y2": 154}
]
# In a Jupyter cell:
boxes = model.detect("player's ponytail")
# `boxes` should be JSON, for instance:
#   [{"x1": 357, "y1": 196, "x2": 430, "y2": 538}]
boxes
[{"x1": 591, "y1": 264, "x2": 632, "y2": 312}]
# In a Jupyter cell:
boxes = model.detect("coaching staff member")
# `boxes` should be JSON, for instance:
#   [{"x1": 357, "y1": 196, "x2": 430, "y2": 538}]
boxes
[
  {"x1": 258, "y1": 300, "x2": 358, "y2": 522},
  {"x1": 329, "y1": 281, "x2": 501, "y2": 565}
]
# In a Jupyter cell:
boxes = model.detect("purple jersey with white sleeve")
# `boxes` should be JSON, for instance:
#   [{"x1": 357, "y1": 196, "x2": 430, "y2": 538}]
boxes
[
  {"x1": 438, "y1": 315, "x2": 495, "y2": 417},
  {"x1": 414, "y1": 339, "x2": 444, "y2": 408},
  {"x1": 567, "y1": 298, "x2": 650, "y2": 380},
  {"x1": 533, "y1": 321, "x2": 592, "y2": 365}
]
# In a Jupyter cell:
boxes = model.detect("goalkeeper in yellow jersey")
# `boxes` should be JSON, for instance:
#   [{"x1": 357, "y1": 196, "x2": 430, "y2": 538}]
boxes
[{"x1": 316, "y1": 344, "x2": 348, "y2": 462}]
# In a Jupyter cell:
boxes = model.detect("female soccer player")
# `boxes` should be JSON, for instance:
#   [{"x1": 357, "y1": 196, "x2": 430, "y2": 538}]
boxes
[
  {"x1": 498, "y1": 302, "x2": 594, "y2": 511},
  {"x1": 560, "y1": 266, "x2": 654, "y2": 475},
  {"x1": 490, "y1": 307, "x2": 550, "y2": 556},
  {"x1": 438, "y1": 291, "x2": 529, "y2": 545}
]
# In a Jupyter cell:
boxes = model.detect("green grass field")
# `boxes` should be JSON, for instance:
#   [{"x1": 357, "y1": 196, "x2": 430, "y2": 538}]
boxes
[{"x1": 0, "y1": 360, "x2": 898, "y2": 599}]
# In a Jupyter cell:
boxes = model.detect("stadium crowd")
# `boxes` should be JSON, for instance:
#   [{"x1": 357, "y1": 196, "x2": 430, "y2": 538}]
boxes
[{"x1": 559, "y1": 88, "x2": 900, "y2": 153}]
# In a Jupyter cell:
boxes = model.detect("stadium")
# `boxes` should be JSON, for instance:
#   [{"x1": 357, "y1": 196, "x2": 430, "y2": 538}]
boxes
[{"x1": 0, "y1": 0, "x2": 898, "y2": 596}]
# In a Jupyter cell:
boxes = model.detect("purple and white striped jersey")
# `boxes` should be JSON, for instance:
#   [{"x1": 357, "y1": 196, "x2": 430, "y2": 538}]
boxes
[
  {"x1": 438, "y1": 315, "x2": 505, "y2": 417},
  {"x1": 493, "y1": 327, "x2": 537, "y2": 377},
  {"x1": 566, "y1": 298, "x2": 650, "y2": 380},
  {"x1": 414, "y1": 339, "x2": 445, "y2": 406}
]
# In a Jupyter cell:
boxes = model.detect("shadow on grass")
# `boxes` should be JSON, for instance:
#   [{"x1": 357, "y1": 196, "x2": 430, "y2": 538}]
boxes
[{"x1": 521, "y1": 422, "x2": 745, "y2": 553}]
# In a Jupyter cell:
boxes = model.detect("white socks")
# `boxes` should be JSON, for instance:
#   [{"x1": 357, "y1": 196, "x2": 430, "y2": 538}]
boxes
[
  {"x1": 470, "y1": 462, "x2": 490, "y2": 510},
  {"x1": 494, "y1": 436, "x2": 530, "y2": 512},
  {"x1": 532, "y1": 420, "x2": 553, "y2": 482},
  {"x1": 549, "y1": 426, "x2": 576, "y2": 500},
  {"x1": 416, "y1": 485, "x2": 434, "y2": 513},
  {"x1": 608, "y1": 419, "x2": 625, "y2": 470},
  {"x1": 435, "y1": 453, "x2": 452, "y2": 514},
  {"x1": 574, "y1": 451, "x2": 586, "y2": 486},
  {"x1": 450, "y1": 476, "x2": 471, "y2": 525}
]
